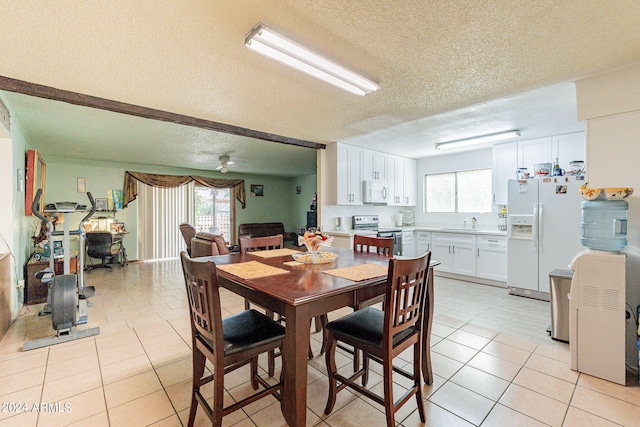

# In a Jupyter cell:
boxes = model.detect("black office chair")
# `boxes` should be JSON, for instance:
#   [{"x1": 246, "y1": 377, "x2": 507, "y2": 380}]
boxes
[{"x1": 85, "y1": 231, "x2": 125, "y2": 272}]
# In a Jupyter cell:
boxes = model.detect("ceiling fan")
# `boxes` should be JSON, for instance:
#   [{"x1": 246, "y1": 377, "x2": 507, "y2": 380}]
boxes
[{"x1": 216, "y1": 155, "x2": 235, "y2": 173}]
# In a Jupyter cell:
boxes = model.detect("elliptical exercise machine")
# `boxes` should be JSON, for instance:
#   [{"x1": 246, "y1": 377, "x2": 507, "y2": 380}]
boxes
[{"x1": 23, "y1": 189, "x2": 101, "y2": 351}]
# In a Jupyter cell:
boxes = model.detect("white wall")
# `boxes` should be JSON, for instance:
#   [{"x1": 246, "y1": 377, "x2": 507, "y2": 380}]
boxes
[
  {"x1": 575, "y1": 61, "x2": 640, "y2": 369},
  {"x1": 415, "y1": 148, "x2": 503, "y2": 230}
]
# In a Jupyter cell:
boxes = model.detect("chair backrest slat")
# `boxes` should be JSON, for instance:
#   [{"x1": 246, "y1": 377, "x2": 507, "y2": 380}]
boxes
[
  {"x1": 384, "y1": 252, "x2": 431, "y2": 342},
  {"x1": 180, "y1": 251, "x2": 223, "y2": 350},
  {"x1": 353, "y1": 234, "x2": 394, "y2": 256},
  {"x1": 239, "y1": 234, "x2": 284, "y2": 253}
]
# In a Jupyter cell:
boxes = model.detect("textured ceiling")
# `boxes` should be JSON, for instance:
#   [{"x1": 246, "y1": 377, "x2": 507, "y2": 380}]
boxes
[{"x1": 0, "y1": 1, "x2": 639, "y2": 175}]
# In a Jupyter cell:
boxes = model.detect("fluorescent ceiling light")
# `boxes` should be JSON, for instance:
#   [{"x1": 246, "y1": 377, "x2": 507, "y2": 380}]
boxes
[
  {"x1": 245, "y1": 23, "x2": 379, "y2": 96},
  {"x1": 435, "y1": 130, "x2": 521, "y2": 150}
]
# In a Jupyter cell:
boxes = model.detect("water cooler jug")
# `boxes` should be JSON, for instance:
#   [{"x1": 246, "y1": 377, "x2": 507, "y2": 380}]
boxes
[{"x1": 580, "y1": 200, "x2": 628, "y2": 251}]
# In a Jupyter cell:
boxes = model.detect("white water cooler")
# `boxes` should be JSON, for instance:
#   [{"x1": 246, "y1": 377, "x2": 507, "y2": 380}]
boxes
[{"x1": 569, "y1": 249, "x2": 626, "y2": 385}]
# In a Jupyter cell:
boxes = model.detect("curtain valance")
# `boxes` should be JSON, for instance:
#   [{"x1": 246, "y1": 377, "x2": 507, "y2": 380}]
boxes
[{"x1": 123, "y1": 171, "x2": 246, "y2": 209}]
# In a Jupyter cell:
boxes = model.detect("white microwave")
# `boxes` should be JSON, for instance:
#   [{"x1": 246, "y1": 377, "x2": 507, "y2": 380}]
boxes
[{"x1": 362, "y1": 181, "x2": 390, "y2": 204}]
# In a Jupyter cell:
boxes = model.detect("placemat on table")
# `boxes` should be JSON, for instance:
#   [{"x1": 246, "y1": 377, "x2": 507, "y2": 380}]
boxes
[
  {"x1": 247, "y1": 248, "x2": 300, "y2": 258},
  {"x1": 283, "y1": 261, "x2": 303, "y2": 266},
  {"x1": 216, "y1": 261, "x2": 290, "y2": 279},
  {"x1": 323, "y1": 263, "x2": 388, "y2": 282}
]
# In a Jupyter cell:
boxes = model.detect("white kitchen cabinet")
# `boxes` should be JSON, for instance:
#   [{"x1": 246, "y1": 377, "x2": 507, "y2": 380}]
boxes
[
  {"x1": 416, "y1": 231, "x2": 431, "y2": 256},
  {"x1": 388, "y1": 155, "x2": 417, "y2": 206},
  {"x1": 492, "y1": 142, "x2": 518, "y2": 205},
  {"x1": 402, "y1": 231, "x2": 415, "y2": 257},
  {"x1": 388, "y1": 154, "x2": 402, "y2": 206},
  {"x1": 492, "y1": 134, "x2": 578, "y2": 206},
  {"x1": 431, "y1": 240, "x2": 453, "y2": 273},
  {"x1": 552, "y1": 132, "x2": 585, "y2": 170},
  {"x1": 363, "y1": 149, "x2": 387, "y2": 181},
  {"x1": 518, "y1": 137, "x2": 552, "y2": 172},
  {"x1": 403, "y1": 158, "x2": 417, "y2": 206},
  {"x1": 335, "y1": 143, "x2": 363, "y2": 205},
  {"x1": 431, "y1": 232, "x2": 477, "y2": 276},
  {"x1": 476, "y1": 235, "x2": 507, "y2": 281}
]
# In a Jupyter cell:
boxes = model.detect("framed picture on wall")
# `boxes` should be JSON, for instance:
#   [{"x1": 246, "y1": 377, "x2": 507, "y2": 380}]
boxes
[
  {"x1": 250, "y1": 184, "x2": 264, "y2": 197},
  {"x1": 95, "y1": 198, "x2": 108, "y2": 211}
]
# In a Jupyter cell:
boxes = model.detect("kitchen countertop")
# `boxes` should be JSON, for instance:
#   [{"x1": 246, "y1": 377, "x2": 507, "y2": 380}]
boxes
[{"x1": 324, "y1": 227, "x2": 506, "y2": 237}]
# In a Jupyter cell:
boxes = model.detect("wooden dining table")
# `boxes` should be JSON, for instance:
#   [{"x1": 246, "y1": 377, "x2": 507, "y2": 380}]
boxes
[{"x1": 203, "y1": 246, "x2": 437, "y2": 427}]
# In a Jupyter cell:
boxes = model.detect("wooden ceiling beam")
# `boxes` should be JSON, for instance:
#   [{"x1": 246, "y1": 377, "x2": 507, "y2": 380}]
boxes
[{"x1": 0, "y1": 75, "x2": 326, "y2": 150}]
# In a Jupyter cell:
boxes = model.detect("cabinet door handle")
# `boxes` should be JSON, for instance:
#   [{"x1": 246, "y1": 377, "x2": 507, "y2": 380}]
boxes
[{"x1": 477, "y1": 248, "x2": 480, "y2": 257}]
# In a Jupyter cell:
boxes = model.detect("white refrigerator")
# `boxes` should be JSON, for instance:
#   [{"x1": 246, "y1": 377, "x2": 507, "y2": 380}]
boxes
[{"x1": 506, "y1": 177, "x2": 584, "y2": 299}]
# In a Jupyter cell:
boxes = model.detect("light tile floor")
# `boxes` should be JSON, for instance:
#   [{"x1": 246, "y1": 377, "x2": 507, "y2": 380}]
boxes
[{"x1": 1, "y1": 259, "x2": 639, "y2": 426}]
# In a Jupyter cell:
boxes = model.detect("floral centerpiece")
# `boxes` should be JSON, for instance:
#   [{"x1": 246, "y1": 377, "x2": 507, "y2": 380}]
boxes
[
  {"x1": 298, "y1": 229, "x2": 333, "y2": 253},
  {"x1": 293, "y1": 229, "x2": 337, "y2": 264}
]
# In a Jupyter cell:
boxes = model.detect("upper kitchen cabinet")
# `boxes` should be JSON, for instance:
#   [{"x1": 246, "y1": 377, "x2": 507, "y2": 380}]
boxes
[
  {"x1": 404, "y1": 158, "x2": 417, "y2": 206},
  {"x1": 363, "y1": 149, "x2": 387, "y2": 181},
  {"x1": 518, "y1": 137, "x2": 553, "y2": 171},
  {"x1": 552, "y1": 132, "x2": 585, "y2": 170},
  {"x1": 324, "y1": 143, "x2": 363, "y2": 205},
  {"x1": 388, "y1": 154, "x2": 417, "y2": 206},
  {"x1": 491, "y1": 132, "x2": 584, "y2": 205},
  {"x1": 492, "y1": 142, "x2": 518, "y2": 205}
]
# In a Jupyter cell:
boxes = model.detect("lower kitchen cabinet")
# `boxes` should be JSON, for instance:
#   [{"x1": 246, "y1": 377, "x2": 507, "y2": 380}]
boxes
[
  {"x1": 476, "y1": 235, "x2": 507, "y2": 281},
  {"x1": 402, "y1": 231, "x2": 415, "y2": 257},
  {"x1": 416, "y1": 231, "x2": 431, "y2": 256},
  {"x1": 431, "y1": 233, "x2": 477, "y2": 277}
]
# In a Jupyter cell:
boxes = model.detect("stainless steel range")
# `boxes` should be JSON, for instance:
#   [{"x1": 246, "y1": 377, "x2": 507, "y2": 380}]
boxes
[{"x1": 352, "y1": 215, "x2": 403, "y2": 255}]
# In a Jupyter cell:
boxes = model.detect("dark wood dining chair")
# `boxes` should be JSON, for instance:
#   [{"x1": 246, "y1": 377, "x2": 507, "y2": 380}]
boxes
[
  {"x1": 346, "y1": 234, "x2": 395, "y2": 369},
  {"x1": 180, "y1": 251, "x2": 285, "y2": 427},
  {"x1": 323, "y1": 251, "x2": 432, "y2": 427},
  {"x1": 239, "y1": 234, "x2": 327, "y2": 375},
  {"x1": 353, "y1": 234, "x2": 394, "y2": 255},
  {"x1": 239, "y1": 234, "x2": 284, "y2": 312}
]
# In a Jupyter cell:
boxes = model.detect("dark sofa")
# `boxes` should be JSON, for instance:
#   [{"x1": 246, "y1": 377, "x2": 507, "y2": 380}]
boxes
[{"x1": 237, "y1": 222, "x2": 298, "y2": 244}]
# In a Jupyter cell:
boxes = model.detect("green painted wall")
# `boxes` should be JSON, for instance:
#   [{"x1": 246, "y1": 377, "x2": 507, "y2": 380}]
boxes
[
  {"x1": 291, "y1": 174, "x2": 318, "y2": 232},
  {"x1": 10, "y1": 116, "x2": 33, "y2": 317},
  {"x1": 44, "y1": 156, "x2": 317, "y2": 259}
]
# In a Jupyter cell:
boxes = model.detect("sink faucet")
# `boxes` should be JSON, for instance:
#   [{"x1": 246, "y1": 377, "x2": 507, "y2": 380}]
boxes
[{"x1": 471, "y1": 217, "x2": 477, "y2": 229}]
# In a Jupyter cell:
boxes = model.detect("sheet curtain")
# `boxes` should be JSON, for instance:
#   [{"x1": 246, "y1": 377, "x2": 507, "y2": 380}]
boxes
[{"x1": 123, "y1": 171, "x2": 246, "y2": 209}]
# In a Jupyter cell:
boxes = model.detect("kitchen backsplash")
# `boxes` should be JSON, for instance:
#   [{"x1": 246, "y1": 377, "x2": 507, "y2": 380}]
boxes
[{"x1": 321, "y1": 204, "x2": 504, "y2": 232}]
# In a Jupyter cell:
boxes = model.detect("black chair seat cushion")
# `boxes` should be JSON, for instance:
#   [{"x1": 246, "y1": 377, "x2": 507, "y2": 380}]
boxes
[
  {"x1": 325, "y1": 307, "x2": 416, "y2": 348},
  {"x1": 201, "y1": 309, "x2": 285, "y2": 357}
]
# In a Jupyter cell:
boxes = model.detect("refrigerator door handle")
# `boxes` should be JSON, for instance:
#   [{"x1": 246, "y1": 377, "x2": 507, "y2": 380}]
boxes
[
  {"x1": 538, "y1": 203, "x2": 544, "y2": 252},
  {"x1": 533, "y1": 204, "x2": 539, "y2": 252}
]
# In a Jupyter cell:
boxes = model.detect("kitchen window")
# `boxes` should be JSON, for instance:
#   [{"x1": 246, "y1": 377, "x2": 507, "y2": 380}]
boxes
[{"x1": 425, "y1": 169, "x2": 492, "y2": 213}]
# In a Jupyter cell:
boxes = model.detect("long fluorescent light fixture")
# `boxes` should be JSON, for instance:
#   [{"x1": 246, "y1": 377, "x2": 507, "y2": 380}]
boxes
[
  {"x1": 435, "y1": 130, "x2": 521, "y2": 150},
  {"x1": 245, "y1": 23, "x2": 379, "y2": 96}
]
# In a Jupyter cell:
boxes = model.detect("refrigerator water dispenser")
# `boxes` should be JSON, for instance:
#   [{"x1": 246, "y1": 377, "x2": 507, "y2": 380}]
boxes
[{"x1": 508, "y1": 214, "x2": 534, "y2": 239}]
